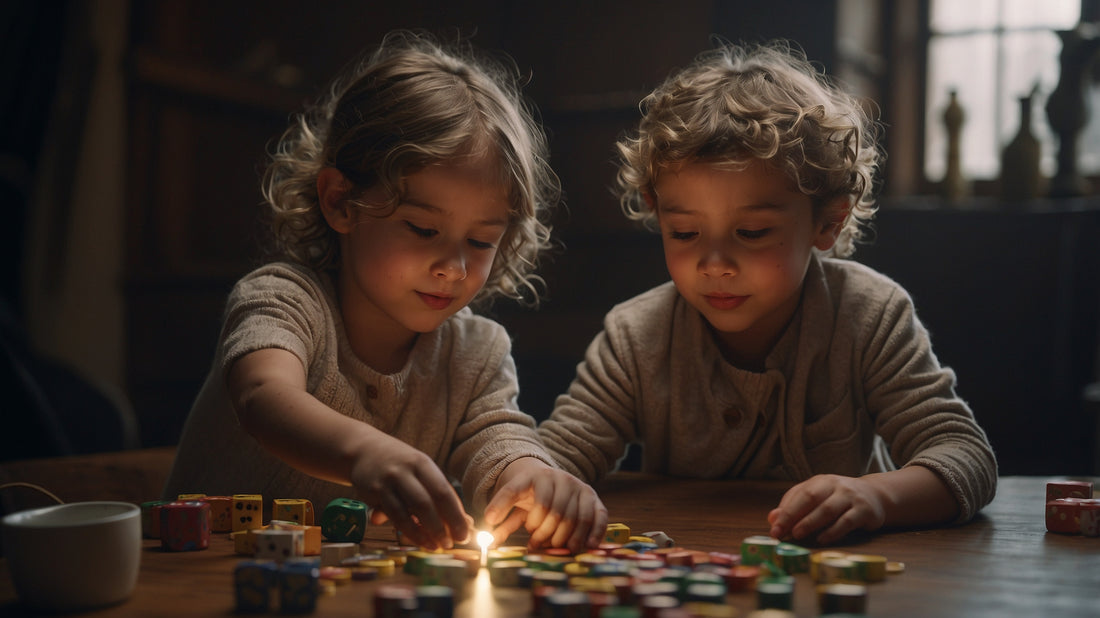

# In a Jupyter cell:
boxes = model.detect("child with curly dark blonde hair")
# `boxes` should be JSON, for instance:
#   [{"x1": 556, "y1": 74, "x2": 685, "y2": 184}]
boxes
[
  {"x1": 539, "y1": 40, "x2": 997, "y2": 545},
  {"x1": 164, "y1": 31, "x2": 606, "y2": 552}
]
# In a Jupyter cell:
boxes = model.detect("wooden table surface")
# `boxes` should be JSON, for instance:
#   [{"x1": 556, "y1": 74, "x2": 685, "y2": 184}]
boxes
[{"x1": 1, "y1": 449, "x2": 1098, "y2": 617}]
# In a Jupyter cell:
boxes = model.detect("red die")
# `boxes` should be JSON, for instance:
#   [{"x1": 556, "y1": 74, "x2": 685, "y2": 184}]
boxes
[
  {"x1": 1046, "y1": 481, "x2": 1093, "y2": 502},
  {"x1": 1046, "y1": 498, "x2": 1088, "y2": 534},
  {"x1": 161, "y1": 501, "x2": 212, "y2": 551},
  {"x1": 1078, "y1": 499, "x2": 1100, "y2": 536}
]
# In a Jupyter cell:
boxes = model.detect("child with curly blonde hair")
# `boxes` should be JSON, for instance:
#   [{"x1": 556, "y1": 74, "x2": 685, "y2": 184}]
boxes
[
  {"x1": 164, "y1": 31, "x2": 606, "y2": 552},
  {"x1": 539, "y1": 40, "x2": 997, "y2": 544}
]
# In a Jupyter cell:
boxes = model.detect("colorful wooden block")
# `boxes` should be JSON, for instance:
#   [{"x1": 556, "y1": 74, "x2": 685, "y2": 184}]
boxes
[
  {"x1": 278, "y1": 562, "x2": 320, "y2": 614},
  {"x1": 254, "y1": 528, "x2": 305, "y2": 563},
  {"x1": 177, "y1": 493, "x2": 206, "y2": 501},
  {"x1": 232, "y1": 494, "x2": 264, "y2": 532},
  {"x1": 269, "y1": 521, "x2": 322, "y2": 556},
  {"x1": 273, "y1": 499, "x2": 315, "y2": 526},
  {"x1": 232, "y1": 527, "x2": 266, "y2": 556},
  {"x1": 1046, "y1": 481, "x2": 1093, "y2": 501},
  {"x1": 1077, "y1": 499, "x2": 1100, "y2": 536},
  {"x1": 140, "y1": 500, "x2": 169, "y2": 539},
  {"x1": 642, "y1": 530, "x2": 675, "y2": 548},
  {"x1": 320, "y1": 498, "x2": 368, "y2": 543},
  {"x1": 604, "y1": 523, "x2": 631, "y2": 544},
  {"x1": 1047, "y1": 498, "x2": 1088, "y2": 534},
  {"x1": 203, "y1": 496, "x2": 234, "y2": 533},
  {"x1": 160, "y1": 500, "x2": 211, "y2": 551},
  {"x1": 234, "y1": 560, "x2": 278, "y2": 613},
  {"x1": 740, "y1": 535, "x2": 779, "y2": 566}
]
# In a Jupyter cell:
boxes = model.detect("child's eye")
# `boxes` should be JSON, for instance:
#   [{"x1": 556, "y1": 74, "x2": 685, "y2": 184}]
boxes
[
  {"x1": 468, "y1": 238, "x2": 496, "y2": 250},
  {"x1": 737, "y1": 228, "x2": 771, "y2": 240},
  {"x1": 405, "y1": 221, "x2": 437, "y2": 238},
  {"x1": 669, "y1": 230, "x2": 697, "y2": 241}
]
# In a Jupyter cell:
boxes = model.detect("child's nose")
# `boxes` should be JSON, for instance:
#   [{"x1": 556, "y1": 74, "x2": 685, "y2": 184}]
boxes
[
  {"x1": 698, "y1": 243, "x2": 738, "y2": 277},
  {"x1": 433, "y1": 246, "x2": 468, "y2": 281}
]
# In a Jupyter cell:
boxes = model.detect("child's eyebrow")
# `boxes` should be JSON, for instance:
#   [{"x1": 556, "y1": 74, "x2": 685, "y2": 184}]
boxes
[
  {"x1": 402, "y1": 199, "x2": 509, "y2": 227},
  {"x1": 659, "y1": 202, "x2": 788, "y2": 215}
]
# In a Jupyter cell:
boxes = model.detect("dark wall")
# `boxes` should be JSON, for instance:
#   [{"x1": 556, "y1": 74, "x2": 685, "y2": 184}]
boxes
[{"x1": 120, "y1": 1, "x2": 843, "y2": 449}]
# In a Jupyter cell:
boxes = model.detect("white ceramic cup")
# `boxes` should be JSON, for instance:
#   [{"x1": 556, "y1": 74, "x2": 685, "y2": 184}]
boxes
[{"x1": 2, "y1": 501, "x2": 142, "y2": 611}]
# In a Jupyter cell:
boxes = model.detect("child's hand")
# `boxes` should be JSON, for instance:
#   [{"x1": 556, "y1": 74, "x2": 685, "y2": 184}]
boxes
[
  {"x1": 482, "y1": 458, "x2": 608, "y2": 554},
  {"x1": 767, "y1": 474, "x2": 886, "y2": 545},
  {"x1": 348, "y1": 433, "x2": 472, "y2": 551}
]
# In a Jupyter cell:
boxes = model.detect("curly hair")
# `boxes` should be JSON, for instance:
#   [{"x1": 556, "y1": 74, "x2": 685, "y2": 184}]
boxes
[
  {"x1": 262, "y1": 30, "x2": 558, "y2": 304},
  {"x1": 615, "y1": 40, "x2": 882, "y2": 258}
]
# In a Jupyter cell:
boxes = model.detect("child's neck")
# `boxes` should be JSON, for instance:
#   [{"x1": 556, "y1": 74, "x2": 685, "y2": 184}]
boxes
[{"x1": 710, "y1": 325, "x2": 776, "y2": 373}]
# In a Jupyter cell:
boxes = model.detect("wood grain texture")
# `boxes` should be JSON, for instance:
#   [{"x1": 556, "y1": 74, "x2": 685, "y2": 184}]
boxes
[{"x1": 1, "y1": 452, "x2": 1097, "y2": 617}]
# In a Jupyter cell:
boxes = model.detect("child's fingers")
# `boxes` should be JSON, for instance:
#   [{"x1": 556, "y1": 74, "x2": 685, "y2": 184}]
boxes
[
  {"x1": 490, "y1": 508, "x2": 529, "y2": 545},
  {"x1": 483, "y1": 478, "x2": 531, "y2": 526},
  {"x1": 547, "y1": 499, "x2": 579, "y2": 549}
]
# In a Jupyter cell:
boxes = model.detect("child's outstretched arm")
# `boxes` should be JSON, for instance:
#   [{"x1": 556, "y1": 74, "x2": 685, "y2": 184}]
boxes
[
  {"x1": 482, "y1": 457, "x2": 608, "y2": 554},
  {"x1": 766, "y1": 465, "x2": 959, "y2": 545},
  {"x1": 228, "y1": 347, "x2": 471, "y2": 551}
]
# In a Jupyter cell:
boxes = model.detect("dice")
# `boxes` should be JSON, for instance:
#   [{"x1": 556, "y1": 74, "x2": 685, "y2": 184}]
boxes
[
  {"x1": 604, "y1": 522, "x2": 630, "y2": 544},
  {"x1": 160, "y1": 501, "x2": 211, "y2": 551},
  {"x1": 273, "y1": 499, "x2": 315, "y2": 526},
  {"x1": 254, "y1": 528, "x2": 305, "y2": 563},
  {"x1": 321, "y1": 498, "x2": 368, "y2": 543},
  {"x1": 233, "y1": 494, "x2": 264, "y2": 532},
  {"x1": 234, "y1": 560, "x2": 278, "y2": 613},
  {"x1": 278, "y1": 561, "x2": 320, "y2": 614},
  {"x1": 204, "y1": 496, "x2": 235, "y2": 533}
]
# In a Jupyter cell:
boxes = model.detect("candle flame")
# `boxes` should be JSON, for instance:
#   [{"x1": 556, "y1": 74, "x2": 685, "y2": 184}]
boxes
[{"x1": 476, "y1": 530, "x2": 494, "y2": 550}]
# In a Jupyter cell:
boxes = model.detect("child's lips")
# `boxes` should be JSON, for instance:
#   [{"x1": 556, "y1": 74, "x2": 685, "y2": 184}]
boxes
[
  {"x1": 417, "y1": 291, "x2": 455, "y2": 310},
  {"x1": 704, "y1": 293, "x2": 748, "y2": 310}
]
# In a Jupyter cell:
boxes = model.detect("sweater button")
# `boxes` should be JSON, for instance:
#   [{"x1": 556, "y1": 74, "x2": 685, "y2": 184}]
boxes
[
  {"x1": 364, "y1": 384, "x2": 379, "y2": 399},
  {"x1": 724, "y1": 407, "x2": 743, "y2": 427}
]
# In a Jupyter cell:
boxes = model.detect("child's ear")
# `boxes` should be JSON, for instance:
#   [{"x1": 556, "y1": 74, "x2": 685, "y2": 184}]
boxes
[
  {"x1": 317, "y1": 167, "x2": 354, "y2": 233},
  {"x1": 813, "y1": 196, "x2": 850, "y2": 251}
]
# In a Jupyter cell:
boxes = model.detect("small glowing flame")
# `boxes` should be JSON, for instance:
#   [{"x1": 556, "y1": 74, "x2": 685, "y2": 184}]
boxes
[{"x1": 476, "y1": 530, "x2": 494, "y2": 550}]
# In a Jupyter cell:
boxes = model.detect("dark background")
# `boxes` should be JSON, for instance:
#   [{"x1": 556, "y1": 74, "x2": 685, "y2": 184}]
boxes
[{"x1": 3, "y1": 1, "x2": 1099, "y2": 475}]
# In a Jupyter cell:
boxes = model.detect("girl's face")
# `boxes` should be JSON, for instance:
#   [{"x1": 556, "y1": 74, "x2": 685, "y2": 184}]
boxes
[
  {"x1": 653, "y1": 160, "x2": 840, "y2": 368},
  {"x1": 328, "y1": 153, "x2": 510, "y2": 354}
]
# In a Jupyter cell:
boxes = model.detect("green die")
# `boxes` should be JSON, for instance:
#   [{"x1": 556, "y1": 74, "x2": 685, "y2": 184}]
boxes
[{"x1": 320, "y1": 498, "x2": 368, "y2": 543}]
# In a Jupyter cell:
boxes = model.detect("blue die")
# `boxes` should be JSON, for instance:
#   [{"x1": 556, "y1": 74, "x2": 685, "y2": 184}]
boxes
[
  {"x1": 279, "y1": 562, "x2": 320, "y2": 614},
  {"x1": 234, "y1": 560, "x2": 278, "y2": 613}
]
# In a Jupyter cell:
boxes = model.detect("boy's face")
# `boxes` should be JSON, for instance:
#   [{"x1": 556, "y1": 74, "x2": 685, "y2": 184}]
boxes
[{"x1": 653, "y1": 160, "x2": 839, "y2": 366}]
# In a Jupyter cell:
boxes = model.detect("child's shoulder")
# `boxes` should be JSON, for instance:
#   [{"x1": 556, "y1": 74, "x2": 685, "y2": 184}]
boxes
[
  {"x1": 229, "y1": 261, "x2": 334, "y2": 311},
  {"x1": 607, "y1": 281, "x2": 681, "y2": 319},
  {"x1": 817, "y1": 256, "x2": 913, "y2": 310}
]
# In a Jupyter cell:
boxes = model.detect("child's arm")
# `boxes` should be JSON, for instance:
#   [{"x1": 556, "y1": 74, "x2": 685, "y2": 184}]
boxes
[
  {"x1": 766, "y1": 465, "x2": 959, "y2": 545},
  {"x1": 227, "y1": 347, "x2": 471, "y2": 550},
  {"x1": 481, "y1": 457, "x2": 608, "y2": 553}
]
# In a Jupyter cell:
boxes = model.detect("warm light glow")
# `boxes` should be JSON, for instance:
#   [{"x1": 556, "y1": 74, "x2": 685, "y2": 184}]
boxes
[{"x1": 476, "y1": 530, "x2": 494, "y2": 550}]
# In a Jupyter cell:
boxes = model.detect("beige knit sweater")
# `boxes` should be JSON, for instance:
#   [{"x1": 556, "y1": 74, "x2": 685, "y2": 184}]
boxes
[
  {"x1": 539, "y1": 255, "x2": 998, "y2": 522},
  {"x1": 162, "y1": 262, "x2": 555, "y2": 513}
]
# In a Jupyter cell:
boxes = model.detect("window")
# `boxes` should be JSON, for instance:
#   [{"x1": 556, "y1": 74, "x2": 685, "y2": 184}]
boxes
[{"x1": 924, "y1": 0, "x2": 1086, "y2": 183}]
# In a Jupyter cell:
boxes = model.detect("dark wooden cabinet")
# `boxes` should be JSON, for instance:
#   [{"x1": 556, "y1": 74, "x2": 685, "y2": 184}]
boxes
[{"x1": 856, "y1": 197, "x2": 1100, "y2": 474}]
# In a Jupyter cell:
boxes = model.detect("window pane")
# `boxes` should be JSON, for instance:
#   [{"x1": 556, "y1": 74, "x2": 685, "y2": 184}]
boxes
[
  {"x1": 1001, "y1": 30, "x2": 1066, "y2": 176},
  {"x1": 925, "y1": 34, "x2": 998, "y2": 180},
  {"x1": 930, "y1": 0, "x2": 999, "y2": 32},
  {"x1": 1001, "y1": 0, "x2": 1079, "y2": 29}
]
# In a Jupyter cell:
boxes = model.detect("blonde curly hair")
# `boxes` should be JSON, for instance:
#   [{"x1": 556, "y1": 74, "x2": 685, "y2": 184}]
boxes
[
  {"x1": 262, "y1": 30, "x2": 558, "y2": 304},
  {"x1": 616, "y1": 40, "x2": 882, "y2": 258}
]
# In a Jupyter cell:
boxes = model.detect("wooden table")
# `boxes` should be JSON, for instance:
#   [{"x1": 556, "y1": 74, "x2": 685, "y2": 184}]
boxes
[{"x1": 1, "y1": 450, "x2": 1097, "y2": 617}]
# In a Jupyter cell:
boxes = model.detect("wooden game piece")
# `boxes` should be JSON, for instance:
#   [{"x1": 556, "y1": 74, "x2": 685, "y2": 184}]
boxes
[
  {"x1": 277, "y1": 561, "x2": 320, "y2": 614},
  {"x1": 232, "y1": 494, "x2": 263, "y2": 532},
  {"x1": 272, "y1": 498, "x2": 315, "y2": 526},
  {"x1": 253, "y1": 528, "x2": 304, "y2": 563},
  {"x1": 234, "y1": 560, "x2": 278, "y2": 613},
  {"x1": 160, "y1": 500, "x2": 211, "y2": 551},
  {"x1": 320, "y1": 498, "x2": 368, "y2": 542}
]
